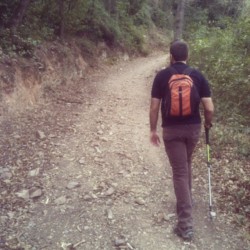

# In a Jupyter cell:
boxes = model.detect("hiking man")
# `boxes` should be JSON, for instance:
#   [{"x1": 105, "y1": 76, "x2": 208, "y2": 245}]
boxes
[{"x1": 149, "y1": 40, "x2": 214, "y2": 240}]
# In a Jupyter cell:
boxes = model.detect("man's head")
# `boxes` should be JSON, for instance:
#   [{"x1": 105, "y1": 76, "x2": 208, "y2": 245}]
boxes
[{"x1": 170, "y1": 40, "x2": 189, "y2": 62}]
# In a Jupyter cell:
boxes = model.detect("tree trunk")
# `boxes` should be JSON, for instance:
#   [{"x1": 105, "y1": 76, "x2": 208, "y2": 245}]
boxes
[
  {"x1": 10, "y1": 0, "x2": 31, "y2": 33},
  {"x1": 173, "y1": 0, "x2": 186, "y2": 41},
  {"x1": 9, "y1": 0, "x2": 31, "y2": 45},
  {"x1": 58, "y1": 0, "x2": 65, "y2": 39},
  {"x1": 103, "y1": 0, "x2": 116, "y2": 15},
  {"x1": 104, "y1": 0, "x2": 112, "y2": 14}
]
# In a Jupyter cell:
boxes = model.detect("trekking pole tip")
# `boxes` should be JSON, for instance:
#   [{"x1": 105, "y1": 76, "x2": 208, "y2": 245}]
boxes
[{"x1": 210, "y1": 211, "x2": 216, "y2": 219}]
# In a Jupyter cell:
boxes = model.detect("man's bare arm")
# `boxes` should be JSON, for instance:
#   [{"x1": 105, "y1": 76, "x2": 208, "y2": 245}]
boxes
[{"x1": 201, "y1": 97, "x2": 214, "y2": 128}]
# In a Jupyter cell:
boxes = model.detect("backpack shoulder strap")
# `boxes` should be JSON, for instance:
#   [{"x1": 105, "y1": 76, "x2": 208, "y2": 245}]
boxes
[
  {"x1": 182, "y1": 67, "x2": 193, "y2": 76},
  {"x1": 168, "y1": 66, "x2": 178, "y2": 75}
]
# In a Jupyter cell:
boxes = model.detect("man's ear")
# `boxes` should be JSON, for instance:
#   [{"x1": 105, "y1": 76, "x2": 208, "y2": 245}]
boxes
[{"x1": 170, "y1": 54, "x2": 174, "y2": 64}]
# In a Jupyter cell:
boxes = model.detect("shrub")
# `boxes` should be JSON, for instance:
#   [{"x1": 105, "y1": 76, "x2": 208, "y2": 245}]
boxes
[
  {"x1": 187, "y1": 18, "x2": 249, "y2": 126},
  {"x1": 186, "y1": 16, "x2": 250, "y2": 159}
]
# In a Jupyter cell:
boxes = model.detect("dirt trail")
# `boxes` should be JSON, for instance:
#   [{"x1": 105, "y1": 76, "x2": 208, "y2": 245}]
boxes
[{"x1": 0, "y1": 53, "x2": 249, "y2": 250}]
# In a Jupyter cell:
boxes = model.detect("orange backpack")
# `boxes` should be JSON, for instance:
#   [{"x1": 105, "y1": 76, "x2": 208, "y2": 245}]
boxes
[{"x1": 165, "y1": 67, "x2": 200, "y2": 117}]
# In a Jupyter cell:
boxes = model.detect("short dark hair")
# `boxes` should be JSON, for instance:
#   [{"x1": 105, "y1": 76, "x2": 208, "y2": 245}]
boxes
[{"x1": 170, "y1": 40, "x2": 189, "y2": 61}]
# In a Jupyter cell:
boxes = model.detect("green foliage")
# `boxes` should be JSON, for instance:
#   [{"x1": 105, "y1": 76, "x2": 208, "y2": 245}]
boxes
[
  {"x1": 133, "y1": 4, "x2": 152, "y2": 27},
  {"x1": 0, "y1": 0, "x2": 20, "y2": 27},
  {"x1": 185, "y1": 3, "x2": 250, "y2": 232},
  {"x1": 76, "y1": 38, "x2": 97, "y2": 59},
  {"x1": 187, "y1": 17, "x2": 250, "y2": 127},
  {"x1": 127, "y1": 0, "x2": 147, "y2": 16},
  {"x1": 150, "y1": 6, "x2": 170, "y2": 29},
  {"x1": 212, "y1": 124, "x2": 250, "y2": 159},
  {"x1": 190, "y1": 0, "x2": 244, "y2": 23},
  {"x1": 185, "y1": 4, "x2": 250, "y2": 160},
  {"x1": 0, "y1": 0, "x2": 170, "y2": 56},
  {"x1": 0, "y1": 28, "x2": 12, "y2": 52},
  {"x1": 78, "y1": 1, "x2": 120, "y2": 46}
]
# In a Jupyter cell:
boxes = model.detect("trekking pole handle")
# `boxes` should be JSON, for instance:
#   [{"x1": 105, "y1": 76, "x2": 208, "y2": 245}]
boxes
[
  {"x1": 205, "y1": 127, "x2": 211, "y2": 164},
  {"x1": 205, "y1": 127, "x2": 210, "y2": 145}
]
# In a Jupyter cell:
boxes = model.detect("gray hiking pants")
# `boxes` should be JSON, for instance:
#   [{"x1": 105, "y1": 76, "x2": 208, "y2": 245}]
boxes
[{"x1": 163, "y1": 124, "x2": 201, "y2": 229}]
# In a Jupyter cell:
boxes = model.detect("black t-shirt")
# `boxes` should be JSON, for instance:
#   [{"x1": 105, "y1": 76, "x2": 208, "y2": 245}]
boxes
[{"x1": 151, "y1": 62, "x2": 212, "y2": 127}]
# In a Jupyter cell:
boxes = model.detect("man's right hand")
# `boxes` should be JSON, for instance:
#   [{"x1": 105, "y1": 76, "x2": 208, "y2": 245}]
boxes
[
  {"x1": 201, "y1": 97, "x2": 214, "y2": 130},
  {"x1": 204, "y1": 122, "x2": 213, "y2": 129},
  {"x1": 150, "y1": 131, "x2": 161, "y2": 146}
]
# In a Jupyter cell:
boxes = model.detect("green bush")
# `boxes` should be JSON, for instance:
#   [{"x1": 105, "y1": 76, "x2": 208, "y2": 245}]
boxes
[
  {"x1": 150, "y1": 6, "x2": 170, "y2": 29},
  {"x1": 133, "y1": 4, "x2": 152, "y2": 27},
  {"x1": 186, "y1": 16, "x2": 250, "y2": 159},
  {"x1": 187, "y1": 18, "x2": 250, "y2": 126},
  {"x1": 0, "y1": 0, "x2": 170, "y2": 56}
]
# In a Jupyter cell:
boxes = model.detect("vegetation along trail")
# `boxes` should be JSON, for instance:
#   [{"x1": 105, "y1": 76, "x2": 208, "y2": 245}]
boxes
[{"x1": 1, "y1": 52, "x2": 249, "y2": 250}]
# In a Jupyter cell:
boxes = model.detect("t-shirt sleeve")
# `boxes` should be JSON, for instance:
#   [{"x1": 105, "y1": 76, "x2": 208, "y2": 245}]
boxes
[
  {"x1": 200, "y1": 74, "x2": 212, "y2": 98},
  {"x1": 192, "y1": 70, "x2": 212, "y2": 98},
  {"x1": 151, "y1": 71, "x2": 164, "y2": 99}
]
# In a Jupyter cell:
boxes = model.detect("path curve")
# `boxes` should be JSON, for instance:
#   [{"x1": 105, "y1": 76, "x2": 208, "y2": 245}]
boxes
[{"x1": 1, "y1": 52, "x2": 249, "y2": 250}]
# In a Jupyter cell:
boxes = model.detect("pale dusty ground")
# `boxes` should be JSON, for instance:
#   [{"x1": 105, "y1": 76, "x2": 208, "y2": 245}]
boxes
[{"x1": 0, "y1": 52, "x2": 249, "y2": 250}]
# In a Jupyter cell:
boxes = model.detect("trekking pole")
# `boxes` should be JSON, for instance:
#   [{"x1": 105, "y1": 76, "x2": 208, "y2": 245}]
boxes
[{"x1": 205, "y1": 127, "x2": 216, "y2": 219}]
